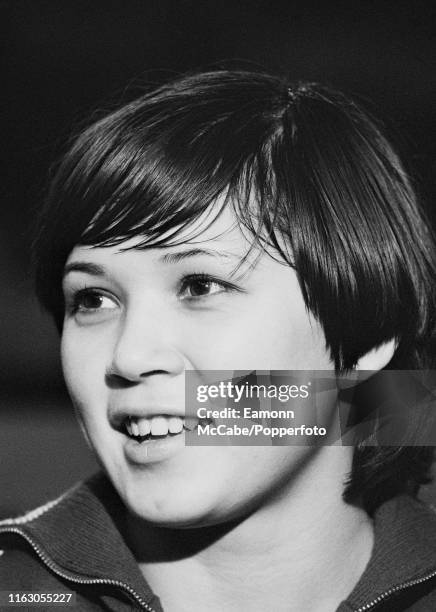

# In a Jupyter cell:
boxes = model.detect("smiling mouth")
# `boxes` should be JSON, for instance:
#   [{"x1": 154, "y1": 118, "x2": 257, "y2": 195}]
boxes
[{"x1": 124, "y1": 415, "x2": 212, "y2": 442}]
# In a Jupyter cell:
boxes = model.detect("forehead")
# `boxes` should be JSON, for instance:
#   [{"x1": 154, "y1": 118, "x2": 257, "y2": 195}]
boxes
[{"x1": 65, "y1": 201, "x2": 261, "y2": 266}]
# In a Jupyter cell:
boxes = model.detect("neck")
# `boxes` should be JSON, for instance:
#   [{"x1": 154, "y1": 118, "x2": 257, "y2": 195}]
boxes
[{"x1": 125, "y1": 447, "x2": 373, "y2": 612}]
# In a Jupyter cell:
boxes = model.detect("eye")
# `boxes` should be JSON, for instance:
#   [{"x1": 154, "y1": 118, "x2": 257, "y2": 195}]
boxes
[
  {"x1": 179, "y1": 274, "x2": 237, "y2": 300},
  {"x1": 69, "y1": 289, "x2": 118, "y2": 314}
]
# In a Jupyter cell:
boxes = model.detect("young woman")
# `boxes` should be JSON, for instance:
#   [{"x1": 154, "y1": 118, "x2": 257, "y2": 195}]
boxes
[{"x1": 1, "y1": 71, "x2": 435, "y2": 611}]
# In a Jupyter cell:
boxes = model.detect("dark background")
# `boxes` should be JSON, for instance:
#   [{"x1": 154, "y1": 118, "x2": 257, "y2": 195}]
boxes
[{"x1": 1, "y1": 0, "x2": 435, "y2": 516}]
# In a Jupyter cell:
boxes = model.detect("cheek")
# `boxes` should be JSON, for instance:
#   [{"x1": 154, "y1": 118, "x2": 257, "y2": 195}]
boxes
[
  {"x1": 60, "y1": 325, "x2": 110, "y2": 416},
  {"x1": 235, "y1": 280, "x2": 332, "y2": 370},
  {"x1": 61, "y1": 327, "x2": 118, "y2": 462},
  {"x1": 183, "y1": 295, "x2": 332, "y2": 371}
]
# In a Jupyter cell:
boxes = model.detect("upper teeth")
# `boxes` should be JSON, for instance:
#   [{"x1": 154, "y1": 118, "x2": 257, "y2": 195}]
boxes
[{"x1": 126, "y1": 416, "x2": 187, "y2": 437}]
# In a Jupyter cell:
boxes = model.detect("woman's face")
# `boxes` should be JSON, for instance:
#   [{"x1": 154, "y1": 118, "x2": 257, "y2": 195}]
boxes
[{"x1": 61, "y1": 204, "x2": 337, "y2": 526}]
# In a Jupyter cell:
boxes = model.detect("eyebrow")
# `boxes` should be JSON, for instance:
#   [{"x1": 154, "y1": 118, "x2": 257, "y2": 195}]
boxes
[
  {"x1": 159, "y1": 248, "x2": 238, "y2": 264},
  {"x1": 63, "y1": 262, "x2": 107, "y2": 278},
  {"x1": 62, "y1": 249, "x2": 239, "y2": 278}
]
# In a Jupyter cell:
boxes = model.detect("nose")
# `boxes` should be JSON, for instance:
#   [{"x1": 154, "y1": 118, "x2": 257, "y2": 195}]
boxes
[{"x1": 107, "y1": 304, "x2": 185, "y2": 384}]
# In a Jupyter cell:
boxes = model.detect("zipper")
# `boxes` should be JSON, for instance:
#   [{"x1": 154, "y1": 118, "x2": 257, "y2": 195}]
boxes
[
  {"x1": 0, "y1": 526, "x2": 156, "y2": 612},
  {"x1": 354, "y1": 568, "x2": 436, "y2": 611},
  {"x1": 3, "y1": 527, "x2": 435, "y2": 612}
]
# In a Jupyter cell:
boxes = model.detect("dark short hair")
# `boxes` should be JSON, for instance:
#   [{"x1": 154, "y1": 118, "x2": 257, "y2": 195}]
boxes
[{"x1": 33, "y1": 70, "x2": 436, "y2": 513}]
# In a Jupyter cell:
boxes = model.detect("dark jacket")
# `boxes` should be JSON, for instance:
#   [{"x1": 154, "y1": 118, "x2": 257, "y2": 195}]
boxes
[{"x1": 1, "y1": 472, "x2": 436, "y2": 611}]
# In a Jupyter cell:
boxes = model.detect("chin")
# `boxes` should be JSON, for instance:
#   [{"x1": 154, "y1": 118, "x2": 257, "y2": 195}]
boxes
[
  {"x1": 121, "y1": 480, "x2": 220, "y2": 528},
  {"x1": 127, "y1": 498, "x2": 219, "y2": 529}
]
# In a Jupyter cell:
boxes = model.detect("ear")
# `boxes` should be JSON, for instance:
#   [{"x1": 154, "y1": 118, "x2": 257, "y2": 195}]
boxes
[
  {"x1": 336, "y1": 338, "x2": 397, "y2": 393},
  {"x1": 355, "y1": 338, "x2": 397, "y2": 373}
]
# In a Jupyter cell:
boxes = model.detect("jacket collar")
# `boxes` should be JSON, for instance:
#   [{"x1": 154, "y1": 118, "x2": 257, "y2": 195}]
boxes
[
  {"x1": 0, "y1": 472, "x2": 160, "y2": 610},
  {"x1": 2, "y1": 471, "x2": 436, "y2": 611},
  {"x1": 343, "y1": 493, "x2": 436, "y2": 610}
]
